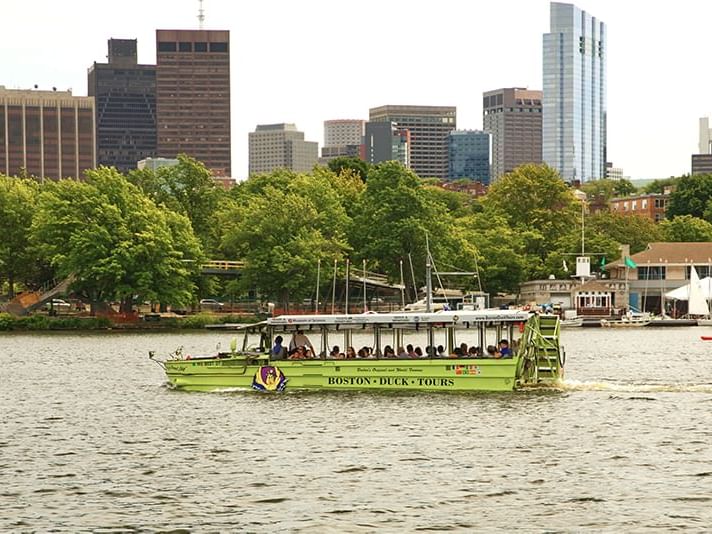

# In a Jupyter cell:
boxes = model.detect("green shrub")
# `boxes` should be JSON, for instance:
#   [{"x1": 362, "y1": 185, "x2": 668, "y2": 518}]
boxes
[{"x1": 0, "y1": 313, "x2": 15, "y2": 330}]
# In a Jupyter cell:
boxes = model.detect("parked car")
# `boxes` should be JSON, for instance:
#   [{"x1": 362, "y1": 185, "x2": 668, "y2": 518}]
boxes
[
  {"x1": 43, "y1": 299, "x2": 71, "y2": 311},
  {"x1": 199, "y1": 298, "x2": 224, "y2": 311}
]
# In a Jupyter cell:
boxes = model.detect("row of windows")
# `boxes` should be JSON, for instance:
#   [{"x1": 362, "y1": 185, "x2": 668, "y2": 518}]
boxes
[{"x1": 158, "y1": 41, "x2": 229, "y2": 53}]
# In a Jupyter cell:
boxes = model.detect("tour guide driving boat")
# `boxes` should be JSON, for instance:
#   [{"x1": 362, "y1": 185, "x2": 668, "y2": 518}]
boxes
[{"x1": 150, "y1": 310, "x2": 564, "y2": 392}]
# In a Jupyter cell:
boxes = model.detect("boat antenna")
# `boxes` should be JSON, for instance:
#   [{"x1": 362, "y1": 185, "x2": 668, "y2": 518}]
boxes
[
  {"x1": 315, "y1": 258, "x2": 321, "y2": 314},
  {"x1": 408, "y1": 252, "x2": 418, "y2": 303},
  {"x1": 399, "y1": 259, "x2": 406, "y2": 309},
  {"x1": 362, "y1": 259, "x2": 367, "y2": 313},
  {"x1": 331, "y1": 259, "x2": 337, "y2": 314},
  {"x1": 425, "y1": 234, "x2": 432, "y2": 313},
  {"x1": 345, "y1": 258, "x2": 350, "y2": 314}
]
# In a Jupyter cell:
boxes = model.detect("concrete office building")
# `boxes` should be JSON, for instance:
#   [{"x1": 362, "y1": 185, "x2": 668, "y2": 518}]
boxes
[
  {"x1": 321, "y1": 119, "x2": 364, "y2": 163},
  {"x1": 249, "y1": 123, "x2": 318, "y2": 174},
  {"x1": 543, "y1": 3, "x2": 606, "y2": 182},
  {"x1": 324, "y1": 119, "x2": 364, "y2": 147},
  {"x1": 156, "y1": 29, "x2": 231, "y2": 175},
  {"x1": 448, "y1": 130, "x2": 490, "y2": 184},
  {"x1": 692, "y1": 154, "x2": 712, "y2": 175},
  {"x1": 363, "y1": 121, "x2": 410, "y2": 167},
  {"x1": 699, "y1": 117, "x2": 712, "y2": 154},
  {"x1": 369, "y1": 105, "x2": 455, "y2": 179},
  {"x1": 0, "y1": 87, "x2": 95, "y2": 180},
  {"x1": 483, "y1": 88, "x2": 542, "y2": 181},
  {"x1": 88, "y1": 39, "x2": 156, "y2": 173}
]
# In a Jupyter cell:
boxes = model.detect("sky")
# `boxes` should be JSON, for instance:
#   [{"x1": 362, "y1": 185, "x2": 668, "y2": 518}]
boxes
[{"x1": 3, "y1": 0, "x2": 711, "y2": 181}]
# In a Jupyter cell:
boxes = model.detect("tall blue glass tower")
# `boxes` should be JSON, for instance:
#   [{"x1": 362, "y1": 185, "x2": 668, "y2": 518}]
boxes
[{"x1": 543, "y1": 2, "x2": 606, "y2": 183}]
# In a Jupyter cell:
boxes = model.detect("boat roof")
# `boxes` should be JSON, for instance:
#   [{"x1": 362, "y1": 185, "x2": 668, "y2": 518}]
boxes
[{"x1": 268, "y1": 309, "x2": 531, "y2": 327}]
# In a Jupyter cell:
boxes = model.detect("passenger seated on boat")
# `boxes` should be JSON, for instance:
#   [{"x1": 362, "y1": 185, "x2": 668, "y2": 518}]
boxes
[
  {"x1": 450, "y1": 347, "x2": 462, "y2": 358},
  {"x1": 425, "y1": 345, "x2": 435, "y2": 357},
  {"x1": 436, "y1": 345, "x2": 446, "y2": 358},
  {"x1": 485, "y1": 345, "x2": 499, "y2": 358},
  {"x1": 357, "y1": 347, "x2": 367, "y2": 358},
  {"x1": 460, "y1": 342, "x2": 468, "y2": 355},
  {"x1": 468, "y1": 346, "x2": 480, "y2": 358},
  {"x1": 498, "y1": 339, "x2": 513, "y2": 359},
  {"x1": 329, "y1": 345, "x2": 340, "y2": 358},
  {"x1": 271, "y1": 336, "x2": 288, "y2": 360},
  {"x1": 288, "y1": 346, "x2": 306, "y2": 359},
  {"x1": 289, "y1": 330, "x2": 315, "y2": 354},
  {"x1": 397, "y1": 346, "x2": 407, "y2": 358},
  {"x1": 406, "y1": 344, "x2": 416, "y2": 358},
  {"x1": 345, "y1": 346, "x2": 357, "y2": 359},
  {"x1": 383, "y1": 345, "x2": 396, "y2": 358}
]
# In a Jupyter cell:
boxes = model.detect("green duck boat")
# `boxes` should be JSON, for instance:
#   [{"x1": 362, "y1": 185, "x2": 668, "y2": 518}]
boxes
[{"x1": 150, "y1": 310, "x2": 564, "y2": 392}]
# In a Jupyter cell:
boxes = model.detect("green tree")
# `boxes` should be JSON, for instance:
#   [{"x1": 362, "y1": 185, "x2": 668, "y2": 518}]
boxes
[
  {"x1": 327, "y1": 156, "x2": 370, "y2": 182},
  {"x1": 221, "y1": 170, "x2": 350, "y2": 307},
  {"x1": 660, "y1": 215, "x2": 712, "y2": 242},
  {"x1": 642, "y1": 176, "x2": 678, "y2": 194},
  {"x1": 581, "y1": 178, "x2": 637, "y2": 202},
  {"x1": 666, "y1": 174, "x2": 712, "y2": 219},
  {"x1": 483, "y1": 164, "x2": 579, "y2": 275},
  {"x1": 31, "y1": 168, "x2": 202, "y2": 313},
  {"x1": 127, "y1": 155, "x2": 224, "y2": 253},
  {"x1": 586, "y1": 211, "x2": 663, "y2": 255},
  {"x1": 457, "y1": 211, "x2": 527, "y2": 293},
  {"x1": 0, "y1": 176, "x2": 41, "y2": 297},
  {"x1": 349, "y1": 162, "x2": 458, "y2": 288}
]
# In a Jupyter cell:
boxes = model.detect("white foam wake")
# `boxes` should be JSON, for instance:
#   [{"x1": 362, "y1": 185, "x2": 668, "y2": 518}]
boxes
[{"x1": 561, "y1": 379, "x2": 712, "y2": 393}]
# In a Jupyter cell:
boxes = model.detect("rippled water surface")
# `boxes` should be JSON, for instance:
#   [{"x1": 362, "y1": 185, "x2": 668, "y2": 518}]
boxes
[{"x1": 2, "y1": 327, "x2": 712, "y2": 532}]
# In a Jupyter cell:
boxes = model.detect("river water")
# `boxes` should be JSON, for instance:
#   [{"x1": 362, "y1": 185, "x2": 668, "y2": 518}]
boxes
[{"x1": 2, "y1": 327, "x2": 712, "y2": 532}]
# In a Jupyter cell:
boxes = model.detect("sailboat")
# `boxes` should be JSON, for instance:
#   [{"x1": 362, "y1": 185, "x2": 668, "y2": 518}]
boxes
[{"x1": 686, "y1": 266, "x2": 712, "y2": 326}]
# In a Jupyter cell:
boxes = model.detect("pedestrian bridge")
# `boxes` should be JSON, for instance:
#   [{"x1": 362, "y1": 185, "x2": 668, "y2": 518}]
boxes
[{"x1": 201, "y1": 260, "x2": 245, "y2": 275}]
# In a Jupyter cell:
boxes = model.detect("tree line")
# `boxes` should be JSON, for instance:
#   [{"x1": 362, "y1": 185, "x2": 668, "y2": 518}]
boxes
[{"x1": 2, "y1": 156, "x2": 712, "y2": 311}]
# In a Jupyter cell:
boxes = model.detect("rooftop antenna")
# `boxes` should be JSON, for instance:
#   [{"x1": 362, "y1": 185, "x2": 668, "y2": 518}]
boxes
[{"x1": 197, "y1": 0, "x2": 205, "y2": 29}]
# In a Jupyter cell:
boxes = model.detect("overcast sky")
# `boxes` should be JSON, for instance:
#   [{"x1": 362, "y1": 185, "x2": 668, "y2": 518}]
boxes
[{"x1": 3, "y1": 0, "x2": 710, "y2": 180}]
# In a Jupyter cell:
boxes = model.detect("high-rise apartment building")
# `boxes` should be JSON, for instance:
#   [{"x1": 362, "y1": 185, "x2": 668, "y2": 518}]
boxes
[
  {"x1": 543, "y1": 2, "x2": 606, "y2": 182},
  {"x1": 363, "y1": 121, "x2": 410, "y2": 167},
  {"x1": 483, "y1": 88, "x2": 542, "y2": 181},
  {"x1": 156, "y1": 29, "x2": 231, "y2": 175},
  {"x1": 0, "y1": 87, "x2": 95, "y2": 180},
  {"x1": 249, "y1": 123, "x2": 318, "y2": 174},
  {"x1": 369, "y1": 105, "x2": 456, "y2": 179},
  {"x1": 448, "y1": 130, "x2": 490, "y2": 184},
  {"x1": 88, "y1": 39, "x2": 156, "y2": 173}
]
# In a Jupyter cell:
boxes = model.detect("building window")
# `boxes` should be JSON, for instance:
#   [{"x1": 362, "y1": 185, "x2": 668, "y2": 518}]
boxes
[
  {"x1": 195, "y1": 42, "x2": 208, "y2": 52},
  {"x1": 638, "y1": 266, "x2": 666, "y2": 280},
  {"x1": 210, "y1": 42, "x2": 229, "y2": 53},
  {"x1": 179, "y1": 42, "x2": 192, "y2": 52},
  {"x1": 685, "y1": 265, "x2": 711, "y2": 279},
  {"x1": 158, "y1": 42, "x2": 177, "y2": 52}
]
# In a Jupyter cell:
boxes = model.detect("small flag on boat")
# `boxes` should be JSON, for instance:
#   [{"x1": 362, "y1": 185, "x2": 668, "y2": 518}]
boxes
[
  {"x1": 252, "y1": 366, "x2": 287, "y2": 392},
  {"x1": 562, "y1": 259, "x2": 568, "y2": 272},
  {"x1": 624, "y1": 256, "x2": 637, "y2": 268}
]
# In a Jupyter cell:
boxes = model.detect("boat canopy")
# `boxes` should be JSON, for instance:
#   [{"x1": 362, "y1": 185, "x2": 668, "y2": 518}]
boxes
[{"x1": 268, "y1": 309, "x2": 531, "y2": 327}]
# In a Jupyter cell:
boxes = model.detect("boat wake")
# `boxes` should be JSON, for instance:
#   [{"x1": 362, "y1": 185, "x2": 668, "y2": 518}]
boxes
[{"x1": 561, "y1": 379, "x2": 712, "y2": 394}]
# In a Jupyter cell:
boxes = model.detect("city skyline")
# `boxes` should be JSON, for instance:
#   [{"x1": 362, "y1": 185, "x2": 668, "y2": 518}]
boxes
[{"x1": 3, "y1": 0, "x2": 711, "y2": 180}]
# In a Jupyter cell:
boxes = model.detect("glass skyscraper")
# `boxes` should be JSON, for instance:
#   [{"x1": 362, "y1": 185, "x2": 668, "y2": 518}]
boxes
[
  {"x1": 543, "y1": 2, "x2": 606, "y2": 183},
  {"x1": 448, "y1": 130, "x2": 491, "y2": 184}
]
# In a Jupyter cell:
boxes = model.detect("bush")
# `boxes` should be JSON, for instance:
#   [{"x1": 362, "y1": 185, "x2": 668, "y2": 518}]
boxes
[{"x1": 0, "y1": 314, "x2": 112, "y2": 331}]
